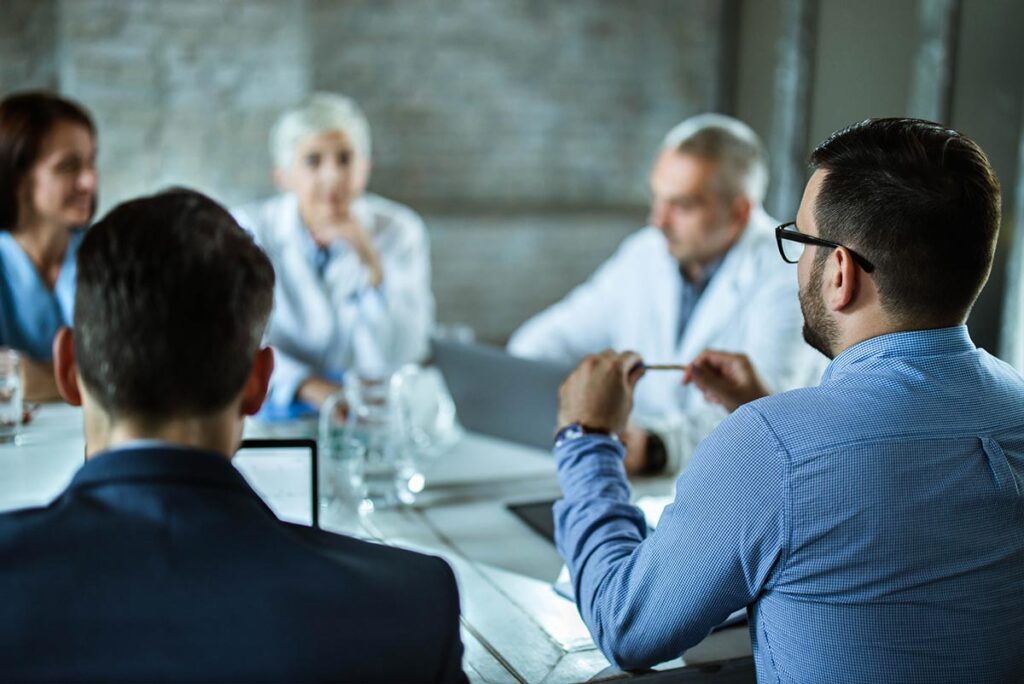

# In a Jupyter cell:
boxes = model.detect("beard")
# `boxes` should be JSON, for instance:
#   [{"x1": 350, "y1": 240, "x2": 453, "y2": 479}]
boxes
[{"x1": 799, "y1": 256, "x2": 840, "y2": 359}]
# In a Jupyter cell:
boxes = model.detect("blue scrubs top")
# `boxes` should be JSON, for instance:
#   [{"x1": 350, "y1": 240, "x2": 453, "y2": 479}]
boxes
[{"x1": 0, "y1": 229, "x2": 83, "y2": 360}]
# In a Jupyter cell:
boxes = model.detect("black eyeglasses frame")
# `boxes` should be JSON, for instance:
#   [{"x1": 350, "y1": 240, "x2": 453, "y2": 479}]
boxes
[{"x1": 775, "y1": 222, "x2": 876, "y2": 273}]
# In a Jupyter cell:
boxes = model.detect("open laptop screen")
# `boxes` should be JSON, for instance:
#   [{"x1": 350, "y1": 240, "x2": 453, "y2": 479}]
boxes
[{"x1": 233, "y1": 438, "x2": 318, "y2": 528}]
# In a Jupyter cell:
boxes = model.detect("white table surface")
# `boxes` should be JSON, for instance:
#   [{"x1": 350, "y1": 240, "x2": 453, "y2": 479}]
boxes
[{"x1": 0, "y1": 404, "x2": 753, "y2": 683}]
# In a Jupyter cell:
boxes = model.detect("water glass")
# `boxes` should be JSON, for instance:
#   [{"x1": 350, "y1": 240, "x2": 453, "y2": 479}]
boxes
[
  {"x1": 318, "y1": 428, "x2": 366, "y2": 504},
  {"x1": 319, "y1": 373, "x2": 423, "y2": 513},
  {"x1": 393, "y1": 364, "x2": 461, "y2": 460},
  {"x1": 0, "y1": 348, "x2": 22, "y2": 444}
]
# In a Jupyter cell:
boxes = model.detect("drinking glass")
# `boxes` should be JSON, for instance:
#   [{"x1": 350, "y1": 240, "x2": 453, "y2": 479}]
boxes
[
  {"x1": 321, "y1": 373, "x2": 423, "y2": 514},
  {"x1": 393, "y1": 364, "x2": 461, "y2": 460},
  {"x1": 0, "y1": 348, "x2": 22, "y2": 445}
]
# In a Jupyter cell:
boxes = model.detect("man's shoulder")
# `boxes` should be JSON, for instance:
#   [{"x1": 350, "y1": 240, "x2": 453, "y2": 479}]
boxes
[
  {"x1": 231, "y1": 193, "x2": 296, "y2": 242},
  {"x1": 358, "y1": 192, "x2": 426, "y2": 233},
  {"x1": 620, "y1": 225, "x2": 668, "y2": 253},
  {"x1": 282, "y1": 522, "x2": 456, "y2": 590},
  {"x1": 0, "y1": 502, "x2": 52, "y2": 535},
  {"x1": 587, "y1": 227, "x2": 670, "y2": 277}
]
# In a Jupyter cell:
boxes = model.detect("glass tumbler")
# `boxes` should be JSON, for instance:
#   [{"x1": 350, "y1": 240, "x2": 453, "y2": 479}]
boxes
[
  {"x1": 0, "y1": 348, "x2": 22, "y2": 445},
  {"x1": 322, "y1": 373, "x2": 423, "y2": 513}
]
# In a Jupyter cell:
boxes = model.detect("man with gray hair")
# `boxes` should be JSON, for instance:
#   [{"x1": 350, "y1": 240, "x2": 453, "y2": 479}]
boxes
[
  {"x1": 234, "y1": 92, "x2": 434, "y2": 412},
  {"x1": 509, "y1": 114, "x2": 821, "y2": 473}
]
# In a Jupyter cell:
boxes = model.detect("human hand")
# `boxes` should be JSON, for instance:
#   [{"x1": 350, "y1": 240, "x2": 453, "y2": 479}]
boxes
[
  {"x1": 20, "y1": 356, "x2": 61, "y2": 403},
  {"x1": 309, "y1": 215, "x2": 382, "y2": 288},
  {"x1": 683, "y1": 350, "x2": 770, "y2": 412},
  {"x1": 297, "y1": 376, "x2": 347, "y2": 421},
  {"x1": 557, "y1": 350, "x2": 645, "y2": 436}
]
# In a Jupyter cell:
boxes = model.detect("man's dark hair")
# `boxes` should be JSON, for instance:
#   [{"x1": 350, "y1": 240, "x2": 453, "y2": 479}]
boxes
[
  {"x1": 0, "y1": 91, "x2": 97, "y2": 229},
  {"x1": 74, "y1": 189, "x2": 275, "y2": 420},
  {"x1": 809, "y1": 118, "x2": 1001, "y2": 326}
]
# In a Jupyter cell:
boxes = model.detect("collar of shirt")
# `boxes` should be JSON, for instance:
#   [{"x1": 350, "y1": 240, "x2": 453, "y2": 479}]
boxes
[
  {"x1": 821, "y1": 324, "x2": 974, "y2": 384},
  {"x1": 100, "y1": 439, "x2": 183, "y2": 454},
  {"x1": 680, "y1": 255, "x2": 724, "y2": 291}
]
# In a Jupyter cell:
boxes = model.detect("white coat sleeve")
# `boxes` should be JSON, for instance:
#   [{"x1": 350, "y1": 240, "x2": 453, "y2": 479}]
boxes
[{"x1": 507, "y1": 243, "x2": 634, "y2": 363}]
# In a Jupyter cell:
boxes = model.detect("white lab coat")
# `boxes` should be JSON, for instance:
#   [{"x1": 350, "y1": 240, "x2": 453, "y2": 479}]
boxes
[
  {"x1": 233, "y1": 192, "x2": 434, "y2": 407},
  {"x1": 509, "y1": 207, "x2": 825, "y2": 470}
]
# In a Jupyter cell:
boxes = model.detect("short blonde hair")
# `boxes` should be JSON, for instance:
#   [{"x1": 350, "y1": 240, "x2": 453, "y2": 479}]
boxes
[
  {"x1": 662, "y1": 113, "x2": 769, "y2": 204},
  {"x1": 270, "y1": 92, "x2": 371, "y2": 169}
]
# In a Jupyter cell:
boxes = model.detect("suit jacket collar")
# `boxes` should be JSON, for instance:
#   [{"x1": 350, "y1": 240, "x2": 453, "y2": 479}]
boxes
[{"x1": 68, "y1": 445, "x2": 255, "y2": 497}]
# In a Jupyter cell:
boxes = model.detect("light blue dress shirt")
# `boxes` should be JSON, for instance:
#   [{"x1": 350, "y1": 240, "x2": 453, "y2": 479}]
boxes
[
  {"x1": 555, "y1": 326, "x2": 1024, "y2": 683},
  {"x1": 675, "y1": 257, "x2": 721, "y2": 344},
  {"x1": 0, "y1": 230, "x2": 82, "y2": 360}
]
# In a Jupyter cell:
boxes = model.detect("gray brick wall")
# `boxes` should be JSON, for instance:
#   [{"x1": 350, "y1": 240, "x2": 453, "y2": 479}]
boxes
[
  {"x1": 57, "y1": 0, "x2": 309, "y2": 209},
  {"x1": 312, "y1": 0, "x2": 726, "y2": 211},
  {"x1": 0, "y1": 0, "x2": 58, "y2": 92},
  {"x1": 428, "y1": 210, "x2": 643, "y2": 343}
]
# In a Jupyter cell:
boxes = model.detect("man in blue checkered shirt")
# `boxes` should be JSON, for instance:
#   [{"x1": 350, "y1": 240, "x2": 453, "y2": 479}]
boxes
[{"x1": 553, "y1": 118, "x2": 1024, "y2": 683}]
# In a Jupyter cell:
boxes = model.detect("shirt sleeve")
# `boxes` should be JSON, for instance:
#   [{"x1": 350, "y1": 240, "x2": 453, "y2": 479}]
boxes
[
  {"x1": 553, "y1": 405, "x2": 789, "y2": 670},
  {"x1": 507, "y1": 240, "x2": 634, "y2": 363}
]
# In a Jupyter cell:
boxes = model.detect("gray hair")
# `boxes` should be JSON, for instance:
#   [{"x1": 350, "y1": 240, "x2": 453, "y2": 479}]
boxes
[
  {"x1": 270, "y1": 92, "x2": 371, "y2": 170},
  {"x1": 662, "y1": 113, "x2": 769, "y2": 204}
]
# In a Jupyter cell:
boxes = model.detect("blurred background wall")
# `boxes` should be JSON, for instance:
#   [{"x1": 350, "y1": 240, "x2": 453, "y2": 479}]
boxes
[{"x1": 2, "y1": 0, "x2": 1022, "y2": 353}]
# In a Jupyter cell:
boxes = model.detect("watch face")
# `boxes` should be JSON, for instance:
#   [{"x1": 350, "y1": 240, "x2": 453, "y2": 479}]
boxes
[
  {"x1": 554, "y1": 423, "x2": 583, "y2": 447},
  {"x1": 554, "y1": 423, "x2": 619, "y2": 448}
]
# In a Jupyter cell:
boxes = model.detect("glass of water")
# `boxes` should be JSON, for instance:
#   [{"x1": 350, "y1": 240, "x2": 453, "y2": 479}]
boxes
[
  {"x1": 0, "y1": 348, "x2": 23, "y2": 445},
  {"x1": 344, "y1": 373, "x2": 423, "y2": 513}
]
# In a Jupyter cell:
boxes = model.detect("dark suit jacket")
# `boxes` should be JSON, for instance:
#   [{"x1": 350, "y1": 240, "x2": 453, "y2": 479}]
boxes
[{"x1": 0, "y1": 445, "x2": 467, "y2": 683}]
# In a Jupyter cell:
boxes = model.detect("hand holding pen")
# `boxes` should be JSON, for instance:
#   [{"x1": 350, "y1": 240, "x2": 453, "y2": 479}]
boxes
[{"x1": 638, "y1": 352, "x2": 771, "y2": 413}]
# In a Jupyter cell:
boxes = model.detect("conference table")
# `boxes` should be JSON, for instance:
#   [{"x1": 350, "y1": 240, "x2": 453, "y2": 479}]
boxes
[{"x1": 0, "y1": 403, "x2": 754, "y2": 683}]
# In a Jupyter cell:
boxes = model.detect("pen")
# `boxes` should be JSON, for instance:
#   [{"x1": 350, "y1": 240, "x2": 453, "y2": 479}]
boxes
[{"x1": 642, "y1": 363, "x2": 688, "y2": 371}]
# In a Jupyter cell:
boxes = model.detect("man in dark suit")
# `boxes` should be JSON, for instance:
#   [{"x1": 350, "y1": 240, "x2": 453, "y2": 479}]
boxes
[{"x1": 0, "y1": 189, "x2": 467, "y2": 682}]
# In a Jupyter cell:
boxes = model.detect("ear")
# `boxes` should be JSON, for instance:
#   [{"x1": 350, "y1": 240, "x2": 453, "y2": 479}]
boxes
[
  {"x1": 825, "y1": 247, "x2": 859, "y2": 312},
  {"x1": 272, "y1": 167, "x2": 290, "y2": 193},
  {"x1": 352, "y1": 158, "x2": 372, "y2": 195},
  {"x1": 729, "y1": 194, "x2": 752, "y2": 232},
  {"x1": 52, "y1": 326, "x2": 82, "y2": 406},
  {"x1": 239, "y1": 347, "x2": 274, "y2": 417}
]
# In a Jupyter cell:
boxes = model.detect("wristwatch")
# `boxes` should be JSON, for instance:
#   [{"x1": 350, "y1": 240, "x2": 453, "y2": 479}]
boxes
[{"x1": 553, "y1": 423, "x2": 621, "y2": 448}]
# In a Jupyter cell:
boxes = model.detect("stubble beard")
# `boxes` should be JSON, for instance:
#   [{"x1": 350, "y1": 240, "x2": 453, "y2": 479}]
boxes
[{"x1": 799, "y1": 256, "x2": 840, "y2": 359}]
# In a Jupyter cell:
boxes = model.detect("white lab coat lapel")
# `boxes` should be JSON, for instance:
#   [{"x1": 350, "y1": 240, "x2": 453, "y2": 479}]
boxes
[
  {"x1": 675, "y1": 223, "x2": 758, "y2": 362},
  {"x1": 652, "y1": 233, "x2": 685, "y2": 358},
  {"x1": 266, "y1": 196, "x2": 337, "y2": 366}
]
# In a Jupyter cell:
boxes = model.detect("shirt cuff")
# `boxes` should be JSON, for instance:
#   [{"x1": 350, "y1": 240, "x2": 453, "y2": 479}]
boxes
[{"x1": 554, "y1": 434, "x2": 631, "y2": 502}]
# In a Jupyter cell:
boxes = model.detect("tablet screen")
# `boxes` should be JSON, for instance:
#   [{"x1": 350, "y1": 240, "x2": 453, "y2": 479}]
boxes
[{"x1": 234, "y1": 439, "x2": 318, "y2": 528}]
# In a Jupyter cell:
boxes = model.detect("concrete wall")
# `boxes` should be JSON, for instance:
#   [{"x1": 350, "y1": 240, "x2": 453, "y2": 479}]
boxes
[{"x1": 733, "y1": 0, "x2": 1024, "y2": 355}]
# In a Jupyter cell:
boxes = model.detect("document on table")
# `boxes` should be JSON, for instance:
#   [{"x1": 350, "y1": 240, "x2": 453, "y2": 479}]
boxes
[{"x1": 553, "y1": 494, "x2": 748, "y2": 631}]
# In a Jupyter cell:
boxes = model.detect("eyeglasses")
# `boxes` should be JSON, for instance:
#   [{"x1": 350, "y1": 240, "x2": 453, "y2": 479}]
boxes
[{"x1": 775, "y1": 222, "x2": 876, "y2": 273}]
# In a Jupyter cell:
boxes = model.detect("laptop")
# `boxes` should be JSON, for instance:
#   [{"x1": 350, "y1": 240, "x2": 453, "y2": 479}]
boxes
[
  {"x1": 431, "y1": 338, "x2": 574, "y2": 450},
  {"x1": 234, "y1": 438, "x2": 319, "y2": 527}
]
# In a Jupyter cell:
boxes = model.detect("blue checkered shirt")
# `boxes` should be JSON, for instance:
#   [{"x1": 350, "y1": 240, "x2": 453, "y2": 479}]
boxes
[{"x1": 554, "y1": 326, "x2": 1024, "y2": 683}]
